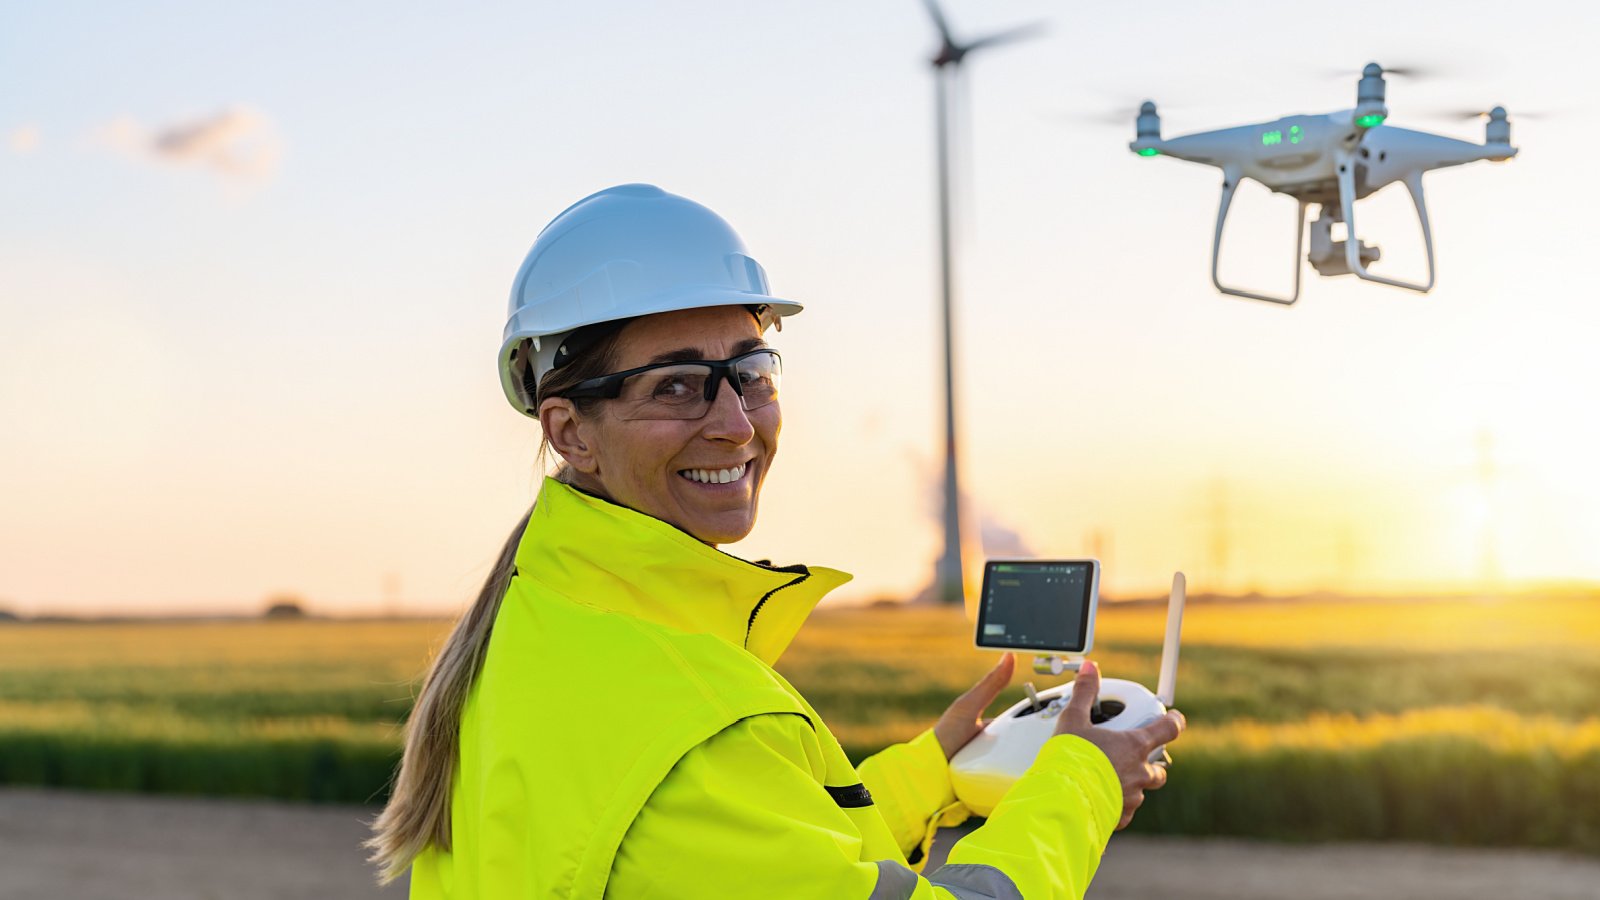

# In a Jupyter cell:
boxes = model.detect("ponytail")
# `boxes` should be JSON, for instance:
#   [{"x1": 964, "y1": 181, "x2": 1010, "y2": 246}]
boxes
[
  {"x1": 367, "y1": 325, "x2": 628, "y2": 884},
  {"x1": 365, "y1": 508, "x2": 528, "y2": 882}
]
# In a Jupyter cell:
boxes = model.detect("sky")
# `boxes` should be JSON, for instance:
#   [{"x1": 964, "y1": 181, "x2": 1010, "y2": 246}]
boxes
[{"x1": 3, "y1": 0, "x2": 1598, "y2": 616}]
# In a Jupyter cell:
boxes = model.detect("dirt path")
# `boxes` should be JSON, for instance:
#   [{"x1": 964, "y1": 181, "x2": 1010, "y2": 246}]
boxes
[
  {"x1": 2, "y1": 788, "x2": 1596, "y2": 899},
  {"x1": 0, "y1": 788, "x2": 400, "y2": 900},
  {"x1": 1094, "y1": 835, "x2": 1600, "y2": 899}
]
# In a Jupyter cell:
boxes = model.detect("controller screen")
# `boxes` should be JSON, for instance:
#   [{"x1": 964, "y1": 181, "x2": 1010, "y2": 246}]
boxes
[{"x1": 975, "y1": 561, "x2": 1094, "y2": 652}]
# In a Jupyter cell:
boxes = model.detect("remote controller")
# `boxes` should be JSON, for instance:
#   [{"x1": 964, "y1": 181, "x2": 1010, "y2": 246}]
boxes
[{"x1": 950, "y1": 571, "x2": 1185, "y2": 816}]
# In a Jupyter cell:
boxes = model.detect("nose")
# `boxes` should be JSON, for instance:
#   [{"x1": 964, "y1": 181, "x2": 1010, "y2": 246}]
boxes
[{"x1": 699, "y1": 374, "x2": 756, "y2": 443}]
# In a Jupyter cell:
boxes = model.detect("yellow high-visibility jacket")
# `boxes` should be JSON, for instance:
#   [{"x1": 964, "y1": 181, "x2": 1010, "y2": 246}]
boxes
[{"x1": 408, "y1": 478, "x2": 1122, "y2": 899}]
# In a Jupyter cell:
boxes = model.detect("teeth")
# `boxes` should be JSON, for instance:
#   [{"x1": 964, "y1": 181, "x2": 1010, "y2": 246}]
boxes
[{"x1": 678, "y1": 463, "x2": 747, "y2": 484}]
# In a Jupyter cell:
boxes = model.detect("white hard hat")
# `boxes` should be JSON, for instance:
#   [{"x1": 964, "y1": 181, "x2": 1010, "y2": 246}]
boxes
[{"x1": 498, "y1": 183, "x2": 804, "y2": 417}]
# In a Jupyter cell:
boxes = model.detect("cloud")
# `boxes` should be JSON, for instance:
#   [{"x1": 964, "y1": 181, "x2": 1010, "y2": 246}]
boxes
[
  {"x1": 911, "y1": 455, "x2": 1038, "y2": 557},
  {"x1": 96, "y1": 107, "x2": 282, "y2": 181},
  {"x1": 9, "y1": 125, "x2": 40, "y2": 154},
  {"x1": 979, "y1": 513, "x2": 1036, "y2": 558}
]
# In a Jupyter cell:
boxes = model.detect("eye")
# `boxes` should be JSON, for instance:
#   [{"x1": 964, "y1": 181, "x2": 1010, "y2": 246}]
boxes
[
  {"x1": 651, "y1": 374, "x2": 700, "y2": 400},
  {"x1": 737, "y1": 354, "x2": 779, "y2": 392}
]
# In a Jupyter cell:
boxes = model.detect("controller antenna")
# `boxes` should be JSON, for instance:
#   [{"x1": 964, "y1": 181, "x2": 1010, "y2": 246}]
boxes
[{"x1": 1156, "y1": 572, "x2": 1186, "y2": 707}]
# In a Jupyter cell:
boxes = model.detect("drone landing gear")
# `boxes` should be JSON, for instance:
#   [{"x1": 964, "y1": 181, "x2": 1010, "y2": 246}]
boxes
[
  {"x1": 1209, "y1": 155, "x2": 1439, "y2": 304},
  {"x1": 1210, "y1": 166, "x2": 1306, "y2": 305},
  {"x1": 1331, "y1": 156, "x2": 1436, "y2": 293}
]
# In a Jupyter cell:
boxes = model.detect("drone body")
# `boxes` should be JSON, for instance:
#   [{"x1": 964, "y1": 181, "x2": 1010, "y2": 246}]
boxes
[{"x1": 1131, "y1": 64, "x2": 1518, "y2": 304}]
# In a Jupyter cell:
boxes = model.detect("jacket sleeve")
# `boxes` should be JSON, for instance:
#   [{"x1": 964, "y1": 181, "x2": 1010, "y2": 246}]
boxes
[
  {"x1": 855, "y1": 728, "x2": 957, "y2": 855},
  {"x1": 608, "y1": 713, "x2": 1123, "y2": 899}
]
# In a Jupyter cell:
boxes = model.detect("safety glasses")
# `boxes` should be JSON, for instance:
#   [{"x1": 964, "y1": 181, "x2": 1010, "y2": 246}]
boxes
[{"x1": 558, "y1": 348, "x2": 782, "y2": 421}]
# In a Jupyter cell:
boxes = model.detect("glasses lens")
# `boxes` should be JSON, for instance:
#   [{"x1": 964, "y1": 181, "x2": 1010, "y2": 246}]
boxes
[
  {"x1": 617, "y1": 365, "x2": 712, "y2": 415},
  {"x1": 613, "y1": 350, "x2": 782, "y2": 421},
  {"x1": 734, "y1": 350, "x2": 781, "y2": 411}
]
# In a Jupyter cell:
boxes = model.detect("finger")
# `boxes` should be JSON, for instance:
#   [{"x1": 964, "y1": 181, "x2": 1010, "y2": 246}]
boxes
[
  {"x1": 1119, "y1": 790, "x2": 1145, "y2": 829},
  {"x1": 1146, "y1": 763, "x2": 1169, "y2": 791},
  {"x1": 1135, "y1": 709, "x2": 1186, "y2": 749},
  {"x1": 1062, "y1": 660, "x2": 1100, "y2": 728},
  {"x1": 950, "y1": 653, "x2": 1015, "y2": 717}
]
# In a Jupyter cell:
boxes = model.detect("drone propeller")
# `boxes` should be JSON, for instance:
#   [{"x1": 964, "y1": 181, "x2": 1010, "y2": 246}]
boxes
[
  {"x1": 1321, "y1": 62, "x2": 1449, "y2": 81},
  {"x1": 1060, "y1": 86, "x2": 1199, "y2": 124},
  {"x1": 1057, "y1": 109, "x2": 1143, "y2": 126},
  {"x1": 1433, "y1": 106, "x2": 1551, "y2": 121},
  {"x1": 1055, "y1": 96, "x2": 1217, "y2": 131},
  {"x1": 1056, "y1": 102, "x2": 1158, "y2": 126},
  {"x1": 1371, "y1": 65, "x2": 1434, "y2": 78}
]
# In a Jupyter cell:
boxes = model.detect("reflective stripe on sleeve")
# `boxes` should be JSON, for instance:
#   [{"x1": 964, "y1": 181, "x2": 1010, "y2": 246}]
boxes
[
  {"x1": 926, "y1": 863, "x2": 1024, "y2": 900},
  {"x1": 870, "y1": 860, "x2": 920, "y2": 900},
  {"x1": 871, "y1": 860, "x2": 1023, "y2": 900}
]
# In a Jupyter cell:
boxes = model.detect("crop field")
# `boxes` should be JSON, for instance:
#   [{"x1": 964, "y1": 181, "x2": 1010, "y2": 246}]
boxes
[{"x1": 1, "y1": 594, "x2": 1597, "y2": 853}]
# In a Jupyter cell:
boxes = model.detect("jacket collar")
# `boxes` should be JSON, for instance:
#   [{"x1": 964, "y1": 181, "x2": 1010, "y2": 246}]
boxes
[{"x1": 513, "y1": 477, "x2": 852, "y2": 666}]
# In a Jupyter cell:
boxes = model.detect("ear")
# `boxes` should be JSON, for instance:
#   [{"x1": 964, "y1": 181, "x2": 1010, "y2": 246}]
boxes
[{"x1": 538, "y1": 398, "x2": 600, "y2": 474}]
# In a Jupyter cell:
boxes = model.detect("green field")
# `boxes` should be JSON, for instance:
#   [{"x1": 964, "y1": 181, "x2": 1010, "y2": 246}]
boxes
[{"x1": 1, "y1": 594, "x2": 1597, "y2": 852}]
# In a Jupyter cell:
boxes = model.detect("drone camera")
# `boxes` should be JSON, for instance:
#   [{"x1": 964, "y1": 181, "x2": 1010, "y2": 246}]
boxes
[{"x1": 1309, "y1": 209, "x2": 1380, "y2": 277}]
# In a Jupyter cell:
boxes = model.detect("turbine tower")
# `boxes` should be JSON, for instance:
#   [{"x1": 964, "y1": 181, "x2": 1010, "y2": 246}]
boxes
[{"x1": 921, "y1": 0, "x2": 1043, "y2": 605}]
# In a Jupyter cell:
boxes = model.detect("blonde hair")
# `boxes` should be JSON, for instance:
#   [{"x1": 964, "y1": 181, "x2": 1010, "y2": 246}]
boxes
[{"x1": 366, "y1": 329, "x2": 626, "y2": 883}]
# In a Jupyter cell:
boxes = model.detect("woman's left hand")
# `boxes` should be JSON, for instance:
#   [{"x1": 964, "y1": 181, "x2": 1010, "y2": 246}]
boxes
[{"x1": 934, "y1": 653, "x2": 1016, "y2": 761}]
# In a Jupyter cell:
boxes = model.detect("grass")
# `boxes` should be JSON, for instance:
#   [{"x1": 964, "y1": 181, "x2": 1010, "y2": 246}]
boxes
[
  {"x1": 785, "y1": 598, "x2": 1600, "y2": 751},
  {"x1": 1136, "y1": 707, "x2": 1600, "y2": 850},
  {"x1": 0, "y1": 619, "x2": 433, "y2": 802},
  {"x1": 0, "y1": 594, "x2": 1596, "y2": 851}
]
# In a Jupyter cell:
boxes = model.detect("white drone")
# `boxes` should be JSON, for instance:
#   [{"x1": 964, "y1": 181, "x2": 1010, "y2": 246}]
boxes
[{"x1": 1131, "y1": 63, "x2": 1518, "y2": 304}]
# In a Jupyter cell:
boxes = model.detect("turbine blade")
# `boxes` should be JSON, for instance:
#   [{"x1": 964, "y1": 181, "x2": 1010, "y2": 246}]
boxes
[
  {"x1": 965, "y1": 20, "x2": 1048, "y2": 53},
  {"x1": 920, "y1": 0, "x2": 955, "y2": 45}
]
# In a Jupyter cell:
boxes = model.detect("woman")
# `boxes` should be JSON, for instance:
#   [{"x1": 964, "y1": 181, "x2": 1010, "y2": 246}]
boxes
[{"x1": 368, "y1": 184, "x2": 1184, "y2": 898}]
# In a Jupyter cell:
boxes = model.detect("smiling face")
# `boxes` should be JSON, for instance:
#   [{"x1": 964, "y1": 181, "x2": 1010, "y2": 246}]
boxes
[{"x1": 538, "y1": 305, "x2": 779, "y2": 545}]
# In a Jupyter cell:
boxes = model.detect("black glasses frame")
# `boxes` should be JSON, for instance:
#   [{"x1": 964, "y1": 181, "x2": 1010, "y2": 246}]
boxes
[{"x1": 558, "y1": 348, "x2": 781, "y2": 407}]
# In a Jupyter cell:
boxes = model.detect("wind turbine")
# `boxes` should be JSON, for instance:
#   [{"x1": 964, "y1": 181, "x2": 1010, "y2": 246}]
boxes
[{"x1": 921, "y1": 0, "x2": 1045, "y2": 605}]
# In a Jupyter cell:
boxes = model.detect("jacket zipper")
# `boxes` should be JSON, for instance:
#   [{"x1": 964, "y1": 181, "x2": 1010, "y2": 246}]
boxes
[{"x1": 744, "y1": 571, "x2": 811, "y2": 649}]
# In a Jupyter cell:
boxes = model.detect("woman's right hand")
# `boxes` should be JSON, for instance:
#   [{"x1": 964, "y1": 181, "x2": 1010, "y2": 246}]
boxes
[{"x1": 1051, "y1": 659, "x2": 1186, "y2": 830}]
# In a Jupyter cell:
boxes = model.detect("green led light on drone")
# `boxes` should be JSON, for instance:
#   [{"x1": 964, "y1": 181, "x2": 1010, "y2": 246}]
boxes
[
  {"x1": 1137, "y1": 147, "x2": 1160, "y2": 157},
  {"x1": 1261, "y1": 130, "x2": 1283, "y2": 146},
  {"x1": 1289, "y1": 125, "x2": 1304, "y2": 144},
  {"x1": 1356, "y1": 114, "x2": 1386, "y2": 128}
]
